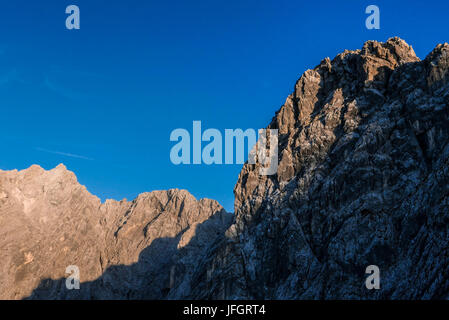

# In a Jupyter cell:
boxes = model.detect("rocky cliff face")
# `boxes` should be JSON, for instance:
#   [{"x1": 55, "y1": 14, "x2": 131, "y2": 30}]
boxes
[
  {"x1": 0, "y1": 165, "x2": 232, "y2": 299},
  {"x1": 2, "y1": 37, "x2": 448, "y2": 300},
  {"x1": 177, "y1": 38, "x2": 449, "y2": 299}
]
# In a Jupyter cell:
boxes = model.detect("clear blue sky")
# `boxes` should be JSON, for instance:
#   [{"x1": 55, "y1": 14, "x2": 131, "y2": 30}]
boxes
[{"x1": 0, "y1": 0, "x2": 447, "y2": 212}]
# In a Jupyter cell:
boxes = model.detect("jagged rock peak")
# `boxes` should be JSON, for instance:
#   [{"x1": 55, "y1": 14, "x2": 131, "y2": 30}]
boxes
[
  {"x1": 0, "y1": 164, "x2": 232, "y2": 299},
  {"x1": 191, "y1": 39, "x2": 449, "y2": 300},
  {"x1": 361, "y1": 37, "x2": 419, "y2": 63},
  {"x1": 273, "y1": 38, "x2": 426, "y2": 135},
  {"x1": 0, "y1": 163, "x2": 78, "y2": 183}
]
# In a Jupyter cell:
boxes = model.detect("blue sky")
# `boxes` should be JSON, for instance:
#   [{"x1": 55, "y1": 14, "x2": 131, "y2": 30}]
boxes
[{"x1": 0, "y1": 0, "x2": 447, "y2": 212}]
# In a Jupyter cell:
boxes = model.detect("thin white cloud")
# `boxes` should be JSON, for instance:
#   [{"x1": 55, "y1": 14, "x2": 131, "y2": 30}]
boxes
[
  {"x1": 35, "y1": 147, "x2": 94, "y2": 161},
  {"x1": 49, "y1": 65, "x2": 105, "y2": 80},
  {"x1": 0, "y1": 69, "x2": 25, "y2": 87},
  {"x1": 43, "y1": 77, "x2": 86, "y2": 100}
]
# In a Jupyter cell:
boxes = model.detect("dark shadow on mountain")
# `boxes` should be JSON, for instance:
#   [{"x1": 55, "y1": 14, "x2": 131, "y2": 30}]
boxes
[
  {"x1": 234, "y1": 55, "x2": 438, "y2": 299},
  {"x1": 24, "y1": 210, "x2": 233, "y2": 300}
]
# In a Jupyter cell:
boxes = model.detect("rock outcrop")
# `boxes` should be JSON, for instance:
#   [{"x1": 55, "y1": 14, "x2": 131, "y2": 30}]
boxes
[
  {"x1": 178, "y1": 38, "x2": 449, "y2": 299},
  {"x1": 0, "y1": 165, "x2": 232, "y2": 299}
]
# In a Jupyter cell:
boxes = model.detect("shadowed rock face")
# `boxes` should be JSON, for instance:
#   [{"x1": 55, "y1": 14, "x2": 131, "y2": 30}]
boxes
[
  {"x1": 179, "y1": 38, "x2": 449, "y2": 299},
  {"x1": 0, "y1": 164, "x2": 232, "y2": 299}
]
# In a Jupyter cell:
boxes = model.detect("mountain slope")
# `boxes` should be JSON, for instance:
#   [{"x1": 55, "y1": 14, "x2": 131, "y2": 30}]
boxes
[{"x1": 0, "y1": 164, "x2": 232, "y2": 299}]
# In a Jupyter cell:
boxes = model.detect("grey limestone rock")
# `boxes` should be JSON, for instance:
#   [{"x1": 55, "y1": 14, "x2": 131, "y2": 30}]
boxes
[{"x1": 180, "y1": 38, "x2": 449, "y2": 300}]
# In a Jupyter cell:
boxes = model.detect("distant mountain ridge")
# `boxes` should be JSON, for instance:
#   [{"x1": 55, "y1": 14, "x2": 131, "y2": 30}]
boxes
[{"x1": 0, "y1": 164, "x2": 232, "y2": 299}]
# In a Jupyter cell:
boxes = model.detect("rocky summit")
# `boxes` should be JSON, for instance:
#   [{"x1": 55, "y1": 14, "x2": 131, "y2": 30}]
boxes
[
  {"x1": 180, "y1": 37, "x2": 449, "y2": 300},
  {"x1": 0, "y1": 164, "x2": 232, "y2": 299},
  {"x1": 1, "y1": 37, "x2": 449, "y2": 299}
]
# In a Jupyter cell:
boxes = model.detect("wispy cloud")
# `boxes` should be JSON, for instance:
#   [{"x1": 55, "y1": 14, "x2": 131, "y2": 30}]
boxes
[
  {"x1": 43, "y1": 77, "x2": 86, "y2": 100},
  {"x1": 0, "y1": 69, "x2": 26, "y2": 87},
  {"x1": 35, "y1": 147, "x2": 94, "y2": 161},
  {"x1": 48, "y1": 65, "x2": 105, "y2": 80}
]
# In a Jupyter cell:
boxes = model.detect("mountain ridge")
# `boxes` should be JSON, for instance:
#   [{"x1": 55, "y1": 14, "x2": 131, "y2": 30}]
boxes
[
  {"x1": 1, "y1": 37, "x2": 449, "y2": 299},
  {"x1": 182, "y1": 37, "x2": 449, "y2": 299},
  {"x1": 0, "y1": 163, "x2": 232, "y2": 299}
]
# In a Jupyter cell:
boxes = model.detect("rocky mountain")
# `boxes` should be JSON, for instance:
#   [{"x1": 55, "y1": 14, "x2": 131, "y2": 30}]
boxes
[
  {"x1": 0, "y1": 164, "x2": 232, "y2": 299},
  {"x1": 1, "y1": 37, "x2": 448, "y2": 300},
  {"x1": 173, "y1": 37, "x2": 449, "y2": 299}
]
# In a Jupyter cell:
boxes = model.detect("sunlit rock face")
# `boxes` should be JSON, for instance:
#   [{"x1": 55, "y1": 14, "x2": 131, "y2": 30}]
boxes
[
  {"x1": 180, "y1": 38, "x2": 449, "y2": 299},
  {"x1": 0, "y1": 165, "x2": 232, "y2": 299}
]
